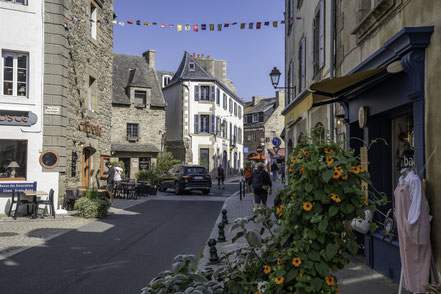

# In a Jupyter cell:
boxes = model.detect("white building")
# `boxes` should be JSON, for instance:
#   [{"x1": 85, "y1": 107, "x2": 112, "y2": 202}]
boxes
[
  {"x1": 163, "y1": 52, "x2": 244, "y2": 176},
  {"x1": 0, "y1": 0, "x2": 59, "y2": 214}
]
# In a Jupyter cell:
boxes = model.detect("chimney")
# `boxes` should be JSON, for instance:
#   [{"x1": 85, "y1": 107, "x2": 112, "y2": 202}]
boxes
[
  {"x1": 252, "y1": 96, "x2": 266, "y2": 106},
  {"x1": 197, "y1": 54, "x2": 200, "y2": 59},
  {"x1": 193, "y1": 52, "x2": 195, "y2": 58},
  {"x1": 142, "y1": 50, "x2": 156, "y2": 69},
  {"x1": 201, "y1": 54, "x2": 204, "y2": 59}
]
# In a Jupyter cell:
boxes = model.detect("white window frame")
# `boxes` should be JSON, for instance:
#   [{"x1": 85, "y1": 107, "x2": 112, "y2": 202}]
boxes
[
  {"x1": 3, "y1": 0, "x2": 28, "y2": 5},
  {"x1": 252, "y1": 113, "x2": 259, "y2": 123},
  {"x1": 90, "y1": 2, "x2": 97, "y2": 39},
  {"x1": 2, "y1": 51, "x2": 29, "y2": 98},
  {"x1": 162, "y1": 75, "x2": 172, "y2": 88},
  {"x1": 189, "y1": 62, "x2": 195, "y2": 71}
]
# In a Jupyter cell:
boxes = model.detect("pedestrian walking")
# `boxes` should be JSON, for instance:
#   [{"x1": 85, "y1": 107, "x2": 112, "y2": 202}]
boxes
[
  {"x1": 271, "y1": 161, "x2": 279, "y2": 182},
  {"x1": 244, "y1": 165, "x2": 253, "y2": 192},
  {"x1": 114, "y1": 162, "x2": 123, "y2": 183},
  {"x1": 217, "y1": 164, "x2": 225, "y2": 189},
  {"x1": 249, "y1": 162, "x2": 272, "y2": 211},
  {"x1": 280, "y1": 162, "x2": 286, "y2": 183},
  {"x1": 104, "y1": 161, "x2": 115, "y2": 204}
]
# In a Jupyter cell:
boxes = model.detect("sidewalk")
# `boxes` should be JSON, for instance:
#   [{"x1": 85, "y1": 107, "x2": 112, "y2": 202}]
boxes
[{"x1": 200, "y1": 181, "x2": 407, "y2": 294}]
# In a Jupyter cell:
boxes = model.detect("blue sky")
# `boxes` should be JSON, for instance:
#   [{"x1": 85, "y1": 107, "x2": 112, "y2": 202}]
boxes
[{"x1": 113, "y1": 0, "x2": 285, "y2": 101}]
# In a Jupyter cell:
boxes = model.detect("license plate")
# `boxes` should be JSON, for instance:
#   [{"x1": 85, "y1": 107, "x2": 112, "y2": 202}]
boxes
[{"x1": 194, "y1": 176, "x2": 203, "y2": 180}]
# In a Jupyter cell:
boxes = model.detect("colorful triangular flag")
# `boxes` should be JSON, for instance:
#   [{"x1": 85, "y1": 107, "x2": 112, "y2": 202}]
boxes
[
  {"x1": 231, "y1": 22, "x2": 238, "y2": 25},
  {"x1": 89, "y1": 19, "x2": 94, "y2": 23},
  {"x1": 210, "y1": 24, "x2": 214, "y2": 31},
  {"x1": 104, "y1": 18, "x2": 109, "y2": 23},
  {"x1": 193, "y1": 24, "x2": 198, "y2": 32},
  {"x1": 249, "y1": 23, "x2": 254, "y2": 29},
  {"x1": 281, "y1": 20, "x2": 286, "y2": 24},
  {"x1": 169, "y1": 24, "x2": 174, "y2": 28},
  {"x1": 264, "y1": 21, "x2": 270, "y2": 26},
  {"x1": 273, "y1": 21, "x2": 278, "y2": 28},
  {"x1": 112, "y1": 20, "x2": 117, "y2": 24},
  {"x1": 224, "y1": 23, "x2": 230, "y2": 28},
  {"x1": 160, "y1": 24, "x2": 166, "y2": 28},
  {"x1": 185, "y1": 24, "x2": 190, "y2": 30},
  {"x1": 96, "y1": 20, "x2": 101, "y2": 23},
  {"x1": 143, "y1": 21, "x2": 149, "y2": 25},
  {"x1": 136, "y1": 20, "x2": 141, "y2": 25},
  {"x1": 218, "y1": 24, "x2": 222, "y2": 31},
  {"x1": 240, "y1": 23, "x2": 245, "y2": 29},
  {"x1": 201, "y1": 24, "x2": 206, "y2": 30},
  {"x1": 152, "y1": 22, "x2": 157, "y2": 25},
  {"x1": 177, "y1": 24, "x2": 182, "y2": 31},
  {"x1": 256, "y1": 22, "x2": 261, "y2": 29},
  {"x1": 127, "y1": 20, "x2": 133, "y2": 24},
  {"x1": 119, "y1": 22, "x2": 125, "y2": 26}
]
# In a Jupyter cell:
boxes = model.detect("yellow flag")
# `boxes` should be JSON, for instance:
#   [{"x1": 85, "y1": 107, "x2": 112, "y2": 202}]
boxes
[
  {"x1": 177, "y1": 24, "x2": 182, "y2": 31},
  {"x1": 112, "y1": 20, "x2": 117, "y2": 24},
  {"x1": 273, "y1": 21, "x2": 278, "y2": 28}
]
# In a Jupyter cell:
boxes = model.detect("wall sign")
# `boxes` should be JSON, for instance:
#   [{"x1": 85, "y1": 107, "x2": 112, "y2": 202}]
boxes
[
  {"x1": 40, "y1": 150, "x2": 60, "y2": 169},
  {"x1": 78, "y1": 121, "x2": 102, "y2": 136},
  {"x1": 358, "y1": 106, "x2": 368, "y2": 128},
  {"x1": 0, "y1": 110, "x2": 38, "y2": 126},
  {"x1": 71, "y1": 152, "x2": 78, "y2": 177},
  {"x1": 0, "y1": 182, "x2": 37, "y2": 193},
  {"x1": 44, "y1": 106, "x2": 60, "y2": 115}
]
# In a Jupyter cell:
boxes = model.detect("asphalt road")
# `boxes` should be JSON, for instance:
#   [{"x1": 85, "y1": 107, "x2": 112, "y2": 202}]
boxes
[{"x1": 0, "y1": 199, "x2": 223, "y2": 294}]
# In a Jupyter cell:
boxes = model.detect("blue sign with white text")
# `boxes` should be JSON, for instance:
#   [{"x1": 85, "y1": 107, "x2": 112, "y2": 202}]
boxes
[
  {"x1": 272, "y1": 137, "x2": 281, "y2": 146},
  {"x1": 0, "y1": 182, "x2": 37, "y2": 194}
]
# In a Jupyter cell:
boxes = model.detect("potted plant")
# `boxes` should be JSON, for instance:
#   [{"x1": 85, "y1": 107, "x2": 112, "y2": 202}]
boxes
[{"x1": 136, "y1": 169, "x2": 159, "y2": 195}]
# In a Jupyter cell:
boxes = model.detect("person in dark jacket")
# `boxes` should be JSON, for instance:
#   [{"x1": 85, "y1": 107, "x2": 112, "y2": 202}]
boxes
[
  {"x1": 217, "y1": 165, "x2": 225, "y2": 189},
  {"x1": 271, "y1": 161, "x2": 279, "y2": 182},
  {"x1": 104, "y1": 161, "x2": 115, "y2": 204},
  {"x1": 249, "y1": 162, "x2": 272, "y2": 211}
]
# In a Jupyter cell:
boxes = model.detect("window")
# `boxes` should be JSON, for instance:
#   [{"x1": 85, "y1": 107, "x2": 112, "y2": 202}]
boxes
[
  {"x1": 199, "y1": 149, "x2": 209, "y2": 171},
  {"x1": 312, "y1": 0, "x2": 325, "y2": 77},
  {"x1": 88, "y1": 76, "x2": 96, "y2": 110},
  {"x1": 200, "y1": 86, "x2": 210, "y2": 101},
  {"x1": 223, "y1": 94, "x2": 227, "y2": 109},
  {"x1": 252, "y1": 113, "x2": 259, "y2": 123},
  {"x1": 162, "y1": 75, "x2": 172, "y2": 88},
  {"x1": 200, "y1": 115, "x2": 209, "y2": 133},
  {"x1": 134, "y1": 90, "x2": 146, "y2": 107},
  {"x1": 229, "y1": 98, "x2": 233, "y2": 113},
  {"x1": 216, "y1": 88, "x2": 220, "y2": 105},
  {"x1": 271, "y1": 131, "x2": 276, "y2": 140},
  {"x1": 90, "y1": 2, "x2": 97, "y2": 39},
  {"x1": 127, "y1": 123, "x2": 139, "y2": 142},
  {"x1": 287, "y1": 61, "x2": 294, "y2": 103},
  {"x1": 238, "y1": 106, "x2": 242, "y2": 119},
  {"x1": 298, "y1": 37, "x2": 306, "y2": 91},
  {"x1": 0, "y1": 140, "x2": 27, "y2": 180},
  {"x1": 3, "y1": 0, "x2": 27, "y2": 5},
  {"x1": 251, "y1": 132, "x2": 256, "y2": 142},
  {"x1": 234, "y1": 102, "x2": 237, "y2": 116},
  {"x1": 189, "y1": 62, "x2": 195, "y2": 71},
  {"x1": 2, "y1": 52, "x2": 28, "y2": 97},
  {"x1": 139, "y1": 157, "x2": 151, "y2": 170}
]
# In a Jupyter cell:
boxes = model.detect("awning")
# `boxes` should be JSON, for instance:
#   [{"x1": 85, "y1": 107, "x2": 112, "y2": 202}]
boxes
[
  {"x1": 284, "y1": 92, "x2": 313, "y2": 125},
  {"x1": 308, "y1": 67, "x2": 387, "y2": 106},
  {"x1": 269, "y1": 149, "x2": 286, "y2": 156}
]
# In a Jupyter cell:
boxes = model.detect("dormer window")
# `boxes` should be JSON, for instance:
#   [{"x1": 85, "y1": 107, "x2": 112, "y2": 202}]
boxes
[
  {"x1": 162, "y1": 75, "x2": 172, "y2": 88},
  {"x1": 134, "y1": 90, "x2": 147, "y2": 108},
  {"x1": 189, "y1": 62, "x2": 195, "y2": 71}
]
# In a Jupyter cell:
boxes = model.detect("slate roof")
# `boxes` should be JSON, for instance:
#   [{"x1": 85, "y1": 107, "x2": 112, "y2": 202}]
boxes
[
  {"x1": 113, "y1": 54, "x2": 166, "y2": 107},
  {"x1": 111, "y1": 143, "x2": 160, "y2": 153},
  {"x1": 244, "y1": 97, "x2": 278, "y2": 127},
  {"x1": 165, "y1": 51, "x2": 243, "y2": 105}
]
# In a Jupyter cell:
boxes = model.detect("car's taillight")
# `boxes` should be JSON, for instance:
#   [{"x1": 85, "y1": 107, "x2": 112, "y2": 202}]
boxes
[
  {"x1": 182, "y1": 176, "x2": 191, "y2": 179},
  {"x1": 204, "y1": 175, "x2": 211, "y2": 179}
]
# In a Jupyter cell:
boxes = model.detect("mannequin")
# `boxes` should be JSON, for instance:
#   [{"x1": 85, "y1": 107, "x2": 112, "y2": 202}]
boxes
[{"x1": 394, "y1": 166, "x2": 431, "y2": 293}]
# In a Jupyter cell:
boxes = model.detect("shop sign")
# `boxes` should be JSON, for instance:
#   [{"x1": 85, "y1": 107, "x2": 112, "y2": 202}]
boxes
[
  {"x1": 0, "y1": 182, "x2": 37, "y2": 193},
  {"x1": 0, "y1": 110, "x2": 38, "y2": 126},
  {"x1": 132, "y1": 159, "x2": 138, "y2": 169},
  {"x1": 78, "y1": 121, "x2": 102, "y2": 136}
]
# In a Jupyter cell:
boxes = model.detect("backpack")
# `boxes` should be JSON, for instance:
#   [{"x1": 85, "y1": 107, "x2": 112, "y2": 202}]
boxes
[{"x1": 251, "y1": 170, "x2": 264, "y2": 190}]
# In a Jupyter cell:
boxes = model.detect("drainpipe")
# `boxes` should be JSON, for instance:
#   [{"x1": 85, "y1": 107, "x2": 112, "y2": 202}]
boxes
[
  {"x1": 329, "y1": 0, "x2": 336, "y2": 141},
  {"x1": 182, "y1": 83, "x2": 192, "y2": 163}
]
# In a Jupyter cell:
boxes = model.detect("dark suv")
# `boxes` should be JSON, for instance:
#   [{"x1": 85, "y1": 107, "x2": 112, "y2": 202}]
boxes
[{"x1": 157, "y1": 164, "x2": 212, "y2": 195}]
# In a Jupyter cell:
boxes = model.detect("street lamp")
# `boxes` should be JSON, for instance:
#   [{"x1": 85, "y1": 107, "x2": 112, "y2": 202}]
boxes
[{"x1": 269, "y1": 66, "x2": 295, "y2": 89}]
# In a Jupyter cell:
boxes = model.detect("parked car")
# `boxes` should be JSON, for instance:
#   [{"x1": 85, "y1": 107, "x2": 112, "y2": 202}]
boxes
[{"x1": 157, "y1": 164, "x2": 212, "y2": 195}]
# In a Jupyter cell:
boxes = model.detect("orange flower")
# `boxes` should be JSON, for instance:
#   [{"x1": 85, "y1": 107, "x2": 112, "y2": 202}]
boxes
[
  {"x1": 290, "y1": 157, "x2": 297, "y2": 164},
  {"x1": 292, "y1": 257, "x2": 302, "y2": 267},
  {"x1": 276, "y1": 205, "x2": 284, "y2": 217},
  {"x1": 331, "y1": 193, "x2": 341, "y2": 203},
  {"x1": 274, "y1": 277, "x2": 284, "y2": 285},
  {"x1": 326, "y1": 156, "x2": 334, "y2": 166},
  {"x1": 333, "y1": 167, "x2": 342, "y2": 179},
  {"x1": 303, "y1": 201, "x2": 313, "y2": 211},
  {"x1": 304, "y1": 151, "x2": 310, "y2": 158},
  {"x1": 357, "y1": 165, "x2": 365, "y2": 173},
  {"x1": 289, "y1": 166, "x2": 294, "y2": 173},
  {"x1": 350, "y1": 166, "x2": 360, "y2": 174},
  {"x1": 325, "y1": 276, "x2": 335, "y2": 286},
  {"x1": 264, "y1": 265, "x2": 271, "y2": 274},
  {"x1": 341, "y1": 173, "x2": 348, "y2": 180},
  {"x1": 299, "y1": 165, "x2": 305, "y2": 174},
  {"x1": 277, "y1": 258, "x2": 283, "y2": 265},
  {"x1": 324, "y1": 147, "x2": 334, "y2": 154},
  {"x1": 255, "y1": 292, "x2": 263, "y2": 294},
  {"x1": 299, "y1": 272, "x2": 303, "y2": 277},
  {"x1": 335, "y1": 288, "x2": 340, "y2": 294}
]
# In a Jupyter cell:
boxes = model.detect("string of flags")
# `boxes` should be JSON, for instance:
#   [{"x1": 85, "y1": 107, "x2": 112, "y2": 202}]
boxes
[{"x1": 65, "y1": 17, "x2": 303, "y2": 31}]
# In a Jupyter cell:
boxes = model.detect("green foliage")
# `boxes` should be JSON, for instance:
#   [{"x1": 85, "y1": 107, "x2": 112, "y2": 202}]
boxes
[
  {"x1": 137, "y1": 169, "x2": 159, "y2": 186},
  {"x1": 155, "y1": 149, "x2": 181, "y2": 176},
  {"x1": 74, "y1": 191, "x2": 110, "y2": 219}
]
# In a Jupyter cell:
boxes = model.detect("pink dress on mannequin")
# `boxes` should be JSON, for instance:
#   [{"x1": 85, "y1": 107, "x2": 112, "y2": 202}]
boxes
[{"x1": 394, "y1": 170, "x2": 431, "y2": 293}]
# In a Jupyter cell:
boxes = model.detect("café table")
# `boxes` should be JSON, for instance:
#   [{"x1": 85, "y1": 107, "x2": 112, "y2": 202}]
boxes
[{"x1": 23, "y1": 190, "x2": 48, "y2": 218}]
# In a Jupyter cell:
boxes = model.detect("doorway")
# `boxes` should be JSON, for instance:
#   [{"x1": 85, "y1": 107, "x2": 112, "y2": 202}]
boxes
[
  {"x1": 120, "y1": 158, "x2": 131, "y2": 179},
  {"x1": 82, "y1": 148, "x2": 92, "y2": 187}
]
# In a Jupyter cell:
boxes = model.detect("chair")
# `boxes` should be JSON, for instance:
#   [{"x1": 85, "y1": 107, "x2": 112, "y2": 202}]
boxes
[
  {"x1": 8, "y1": 189, "x2": 35, "y2": 220},
  {"x1": 127, "y1": 184, "x2": 137, "y2": 199},
  {"x1": 35, "y1": 189, "x2": 55, "y2": 218},
  {"x1": 63, "y1": 190, "x2": 79, "y2": 211}
]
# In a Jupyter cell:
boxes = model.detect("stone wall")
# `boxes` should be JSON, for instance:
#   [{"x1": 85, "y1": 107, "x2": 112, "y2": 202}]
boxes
[{"x1": 264, "y1": 91, "x2": 286, "y2": 151}]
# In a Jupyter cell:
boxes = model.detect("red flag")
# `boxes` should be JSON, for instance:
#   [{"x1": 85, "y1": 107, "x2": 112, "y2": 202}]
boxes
[
  {"x1": 193, "y1": 24, "x2": 199, "y2": 32},
  {"x1": 127, "y1": 20, "x2": 133, "y2": 24},
  {"x1": 256, "y1": 22, "x2": 261, "y2": 29},
  {"x1": 224, "y1": 23, "x2": 230, "y2": 28}
]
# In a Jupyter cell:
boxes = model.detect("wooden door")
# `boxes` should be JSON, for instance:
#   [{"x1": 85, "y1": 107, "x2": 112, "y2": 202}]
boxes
[{"x1": 82, "y1": 149, "x2": 91, "y2": 187}]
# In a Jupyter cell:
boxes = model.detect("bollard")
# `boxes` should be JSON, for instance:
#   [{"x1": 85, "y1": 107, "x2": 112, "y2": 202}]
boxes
[
  {"x1": 208, "y1": 238, "x2": 219, "y2": 263},
  {"x1": 239, "y1": 180, "x2": 243, "y2": 201},
  {"x1": 217, "y1": 222, "x2": 226, "y2": 242},
  {"x1": 222, "y1": 209, "x2": 229, "y2": 224}
]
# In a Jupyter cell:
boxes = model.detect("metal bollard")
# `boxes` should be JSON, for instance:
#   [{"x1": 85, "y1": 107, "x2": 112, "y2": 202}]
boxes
[
  {"x1": 222, "y1": 209, "x2": 229, "y2": 224},
  {"x1": 217, "y1": 222, "x2": 226, "y2": 242},
  {"x1": 208, "y1": 238, "x2": 219, "y2": 263},
  {"x1": 239, "y1": 180, "x2": 243, "y2": 201}
]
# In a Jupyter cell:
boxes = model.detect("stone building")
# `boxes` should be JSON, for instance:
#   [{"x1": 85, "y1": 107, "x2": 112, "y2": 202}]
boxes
[
  {"x1": 163, "y1": 52, "x2": 244, "y2": 176},
  {"x1": 42, "y1": 0, "x2": 114, "y2": 205},
  {"x1": 322, "y1": 0, "x2": 440, "y2": 284},
  {"x1": 243, "y1": 92, "x2": 285, "y2": 163},
  {"x1": 111, "y1": 51, "x2": 166, "y2": 179}
]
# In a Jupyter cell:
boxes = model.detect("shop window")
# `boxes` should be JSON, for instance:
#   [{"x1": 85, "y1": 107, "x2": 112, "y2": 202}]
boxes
[
  {"x1": 2, "y1": 52, "x2": 28, "y2": 97},
  {"x1": 134, "y1": 90, "x2": 146, "y2": 108},
  {"x1": 127, "y1": 123, "x2": 139, "y2": 142},
  {"x1": 199, "y1": 148, "x2": 209, "y2": 170},
  {"x1": 100, "y1": 155, "x2": 110, "y2": 178},
  {"x1": 0, "y1": 140, "x2": 27, "y2": 180}
]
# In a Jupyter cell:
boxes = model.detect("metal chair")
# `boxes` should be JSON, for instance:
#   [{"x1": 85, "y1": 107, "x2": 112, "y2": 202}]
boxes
[
  {"x1": 8, "y1": 189, "x2": 35, "y2": 220},
  {"x1": 35, "y1": 189, "x2": 55, "y2": 218},
  {"x1": 63, "y1": 190, "x2": 79, "y2": 211}
]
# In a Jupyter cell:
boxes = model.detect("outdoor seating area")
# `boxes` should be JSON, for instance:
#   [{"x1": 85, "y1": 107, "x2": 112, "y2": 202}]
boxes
[{"x1": 7, "y1": 188, "x2": 55, "y2": 219}]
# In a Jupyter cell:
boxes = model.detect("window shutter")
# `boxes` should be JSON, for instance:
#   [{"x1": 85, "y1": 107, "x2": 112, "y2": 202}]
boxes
[
  {"x1": 211, "y1": 86, "x2": 215, "y2": 101},
  {"x1": 194, "y1": 114, "x2": 199, "y2": 133},
  {"x1": 194, "y1": 85, "x2": 199, "y2": 101},
  {"x1": 216, "y1": 88, "x2": 220, "y2": 104},
  {"x1": 312, "y1": 19, "x2": 316, "y2": 77},
  {"x1": 301, "y1": 37, "x2": 306, "y2": 90},
  {"x1": 319, "y1": 0, "x2": 325, "y2": 69},
  {"x1": 210, "y1": 115, "x2": 215, "y2": 133}
]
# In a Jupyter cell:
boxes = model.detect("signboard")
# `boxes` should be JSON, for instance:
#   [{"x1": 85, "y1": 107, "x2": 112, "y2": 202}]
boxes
[
  {"x1": 0, "y1": 182, "x2": 37, "y2": 194},
  {"x1": 132, "y1": 159, "x2": 138, "y2": 169},
  {"x1": 256, "y1": 146, "x2": 264, "y2": 154},
  {"x1": 272, "y1": 137, "x2": 281, "y2": 146},
  {"x1": 273, "y1": 146, "x2": 280, "y2": 154},
  {"x1": 78, "y1": 121, "x2": 102, "y2": 136},
  {"x1": 243, "y1": 147, "x2": 249, "y2": 153},
  {"x1": 260, "y1": 137, "x2": 265, "y2": 143},
  {"x1": 44, "y1": 106, "x2": 60, "y2": 115},
  {"x1": 0, "y1": 110, "x2": 38, "y2": 126}
]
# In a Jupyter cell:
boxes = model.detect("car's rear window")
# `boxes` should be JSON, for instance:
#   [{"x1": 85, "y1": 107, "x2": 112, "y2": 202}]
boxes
[{"x1": 185, "y1": 167, "x2": 207, "y2": 174}]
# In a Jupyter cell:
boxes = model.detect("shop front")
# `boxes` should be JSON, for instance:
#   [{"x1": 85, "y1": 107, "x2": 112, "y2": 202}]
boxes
[
  {"x1": 309, "y1": 27, "x2": 434, "y2": 282},
  {"x1": 111, "y1": 143, "x2": 159, "y2": 180}
]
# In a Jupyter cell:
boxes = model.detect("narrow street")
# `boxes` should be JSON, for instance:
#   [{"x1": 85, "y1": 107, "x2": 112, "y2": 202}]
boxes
[{"x1": 0, "y1": 197, "x2": 224, "y2": 294}]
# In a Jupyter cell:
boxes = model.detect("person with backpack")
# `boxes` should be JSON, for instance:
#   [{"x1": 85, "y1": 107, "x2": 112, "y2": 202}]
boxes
[
  {"x1": 271, "y1": 161, "x2": 279, "y2": 182},
  {"x1": 249, "y1": 162, "x2": 272, "y2": 211}
]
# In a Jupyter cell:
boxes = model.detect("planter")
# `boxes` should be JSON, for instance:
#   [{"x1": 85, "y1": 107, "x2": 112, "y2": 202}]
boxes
[{"x1": 148, "y1": 186, "x2": 157, "y2": 195}]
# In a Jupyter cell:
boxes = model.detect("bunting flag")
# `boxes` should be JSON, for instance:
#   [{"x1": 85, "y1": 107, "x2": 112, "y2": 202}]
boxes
[
  {"x1": 104, "y1": 18, "x2": 109, "y2": 23},
  {"x1": 127, "y1": 20, "x2": 133, "y2": 24},
  {"x1": 143, "y1": 21, "x2": 149, "y2": 25},
  {"x1": 169, "y1": 24, "x2": 174, "y2": 28},
  {"x1": 177, "y1": 24, "x2": 182, "y2": 31},
  {"x1": 264, "y1": 21, "x2": 270, "y2": 26},
  {"x1": 209, "y1": 24, "x2": 214, "y2": 31},
  {"x1": 112, "y1": 20, "x2": 117, "y2": 24},
  {"x1": 218, "y1": 24, "x2": 222, "y2": 31},
  {"x1": 231, "y1": 22, "x2": 238, "y2": 25},
  {"x1": 224, "y1": 23, "x2": 230, "y2": 28},
  {"x1": 256, "y1": 22, "x2": 261, "y2": 29},
  {"x1": 152, "y1": 22, "x2": 157, "y2": 25},
  {"x1": 96, "y1": 20, "x2": 101, "y2": 23},
  {"x1": 160, "y1": 24, "x2": 166, "y2": 28},
  {"x1": 119, "y1": 21, "x2": 124, "y2": 26},
  {"x1": 193, "y1": 24, "x2": 198, "y2": 32},
  {"x1": 136, "y1": 20, "x2": 141, "y2": 25},
  {"x1": 185, "y1": 24, "x2": 190, "y2": 30},
  {"x1": 240, "y1": 23, "x2": 245, "y2": 29},
  {"x1": 248, "y1": 23, "x2": 253, "y2": 29},
  {"x1": 273, "y1": 21, "x2": 278, "y2": 27},
  {"x1": 201, "y1": 24, "x2": 206, "y2": 30}
]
